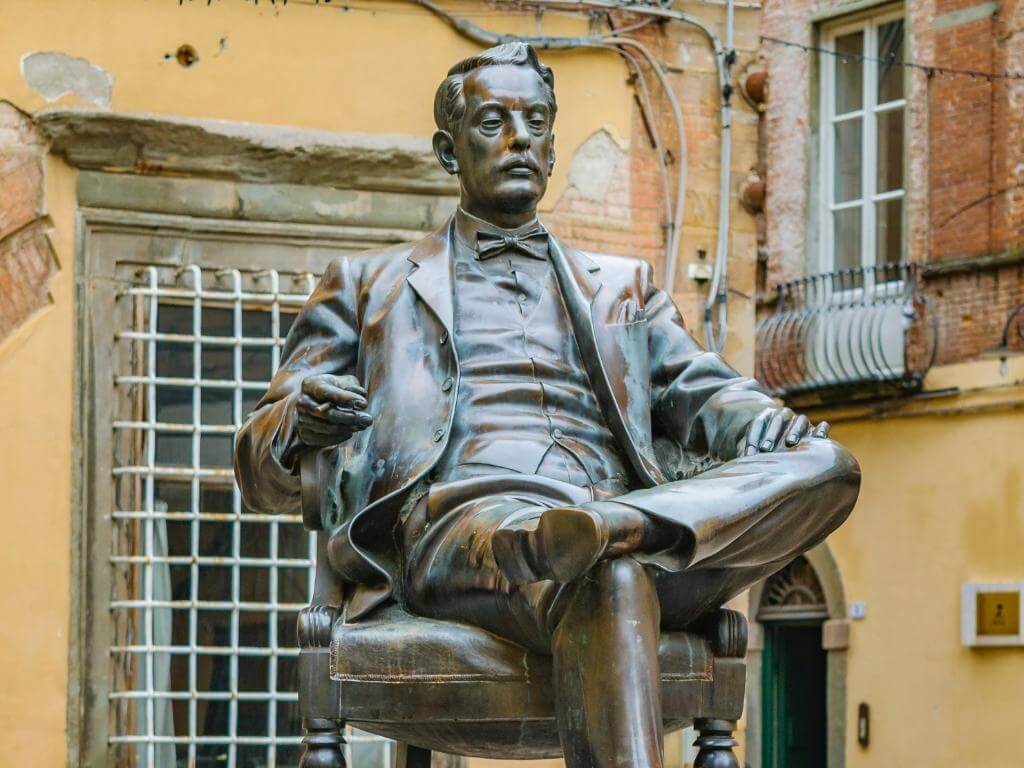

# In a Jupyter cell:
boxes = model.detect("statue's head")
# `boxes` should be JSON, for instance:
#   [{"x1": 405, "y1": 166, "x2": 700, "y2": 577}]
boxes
[{"x1": 433, "y1": 42, "x2": 557, "y2": 225}]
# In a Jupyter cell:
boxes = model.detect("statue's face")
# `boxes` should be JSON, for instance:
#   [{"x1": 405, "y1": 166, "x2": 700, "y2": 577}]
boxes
[{"x1": 451, "y1": 64, "x2": 555, "y2": 219}]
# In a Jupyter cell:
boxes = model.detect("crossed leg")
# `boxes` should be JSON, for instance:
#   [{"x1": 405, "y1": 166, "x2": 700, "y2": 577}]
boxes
[{"x1": 403, "y1": 439, "x2": 860, "y2": 768}]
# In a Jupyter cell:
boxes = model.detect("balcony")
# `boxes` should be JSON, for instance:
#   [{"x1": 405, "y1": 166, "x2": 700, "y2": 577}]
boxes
[{"x1": 755, "y1": 263, "x2": 936, "y2": 404}]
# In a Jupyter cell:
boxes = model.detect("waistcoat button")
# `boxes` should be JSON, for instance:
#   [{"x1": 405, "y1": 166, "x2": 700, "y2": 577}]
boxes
[
  {"x1": 433, "y1": 428, "x2": 445, "y2": 442},
  {"x1": 440, "y1": 330, "x2": 449, "y2": 345},
  {"x1": 441, "y1": 377, "x2": 454, "y2": 392},
  {"x1": 552, "y1": 428, "x2": 564, "y2": 439}
]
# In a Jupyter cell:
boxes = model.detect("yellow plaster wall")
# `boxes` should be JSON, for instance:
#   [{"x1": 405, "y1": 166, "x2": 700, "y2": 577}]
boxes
[
  {"x1": 0, "y1": 0, "x2": 633, "y2": 206},
  {"x1": 0, "y1": 1, "x2": 632, "y2": 763},
  {"x1": 0, "y1": 158, "x2": 77, "y2": 767},
  {"x1": 827, "y1": 408, "x2": 1024, "y2": 766}
]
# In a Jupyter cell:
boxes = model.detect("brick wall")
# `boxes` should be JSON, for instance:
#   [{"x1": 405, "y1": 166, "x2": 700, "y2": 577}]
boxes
[
  {"x1": 758, "y1": 0, "x2": 1024, "y2": 373},
  {"x1": 547, "y1": 13, "x2": 763, "y2": 348},
  {"x1": 0, "y1": 101, "x2": 56, "y2": 343}
]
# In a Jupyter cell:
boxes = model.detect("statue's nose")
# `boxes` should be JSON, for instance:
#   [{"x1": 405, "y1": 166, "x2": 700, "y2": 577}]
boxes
[{"x1": 509, "y1": 114, "x2": 531, "y2": 150}]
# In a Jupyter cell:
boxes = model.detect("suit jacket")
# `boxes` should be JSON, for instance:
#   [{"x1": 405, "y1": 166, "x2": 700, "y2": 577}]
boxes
[{"x1": 234, "y1": 216, "x2": 776, "y2": 618}]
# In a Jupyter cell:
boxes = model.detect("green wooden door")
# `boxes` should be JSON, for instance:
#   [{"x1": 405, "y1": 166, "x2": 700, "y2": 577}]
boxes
[{"x1": 761, "y1": 622, "x2": 827, "y2": 768}]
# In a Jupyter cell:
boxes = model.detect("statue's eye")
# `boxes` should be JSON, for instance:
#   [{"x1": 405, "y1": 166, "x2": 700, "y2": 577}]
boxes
[{"x1": 481, "y1": 118, "x2": 503, "y2": 131}]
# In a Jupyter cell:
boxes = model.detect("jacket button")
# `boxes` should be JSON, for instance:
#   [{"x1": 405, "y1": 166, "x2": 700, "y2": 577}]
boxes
[
  {"x1": 433, "y1": 428, "x2": 445, "y2": 442},
  {"x1": 552, "y1": 428, "x2": 564, "y2": 439},
  {"x1": 440, "y1": 331, "x2": 449, "y2": 345},
  {"x1": 441, "y1": 377, "x2": 454, "y2": 392}
]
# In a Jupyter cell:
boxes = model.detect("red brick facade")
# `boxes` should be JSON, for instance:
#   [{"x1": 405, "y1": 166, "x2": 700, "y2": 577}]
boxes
[
  {"x1": 759, "y1": 0, "x2": 1024, "y2": 375},
  {"x1": 0, "y1": 101, "x2": 56, "y2": 343}
]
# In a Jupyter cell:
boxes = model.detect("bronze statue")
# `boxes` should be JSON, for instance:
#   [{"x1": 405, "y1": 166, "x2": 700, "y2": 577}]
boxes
[{"x1": 235, "y1": 43, "x2": 859, "y2": 768}]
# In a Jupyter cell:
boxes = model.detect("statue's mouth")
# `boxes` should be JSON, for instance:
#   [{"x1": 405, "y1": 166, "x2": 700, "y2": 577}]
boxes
[{"x1": 500, "y1": 158, "x2": 539, "y2": 176}]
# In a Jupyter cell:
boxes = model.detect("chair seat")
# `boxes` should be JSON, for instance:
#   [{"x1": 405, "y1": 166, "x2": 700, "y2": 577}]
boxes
[{"x1": 326, "y1": 606, "x2": 745, "y2": 759}]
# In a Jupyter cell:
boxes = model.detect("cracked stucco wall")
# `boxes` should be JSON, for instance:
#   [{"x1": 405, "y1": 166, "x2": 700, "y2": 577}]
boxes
[{"x1": 21, "y1": 52, "x2": 112, "y2": 108}]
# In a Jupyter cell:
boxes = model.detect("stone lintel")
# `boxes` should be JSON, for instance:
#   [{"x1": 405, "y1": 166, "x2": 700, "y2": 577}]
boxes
[
  {"x1": 35, "y1": 108, "x2": 459, "y2": 196},
  {"x1": 77, "y1": 171, "x2": 457, "y2": 232}
]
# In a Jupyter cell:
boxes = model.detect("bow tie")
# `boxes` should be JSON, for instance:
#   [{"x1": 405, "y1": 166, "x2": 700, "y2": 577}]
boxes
[{"x1": 475, "y1": 227, "x2": 549, "y2": 261}]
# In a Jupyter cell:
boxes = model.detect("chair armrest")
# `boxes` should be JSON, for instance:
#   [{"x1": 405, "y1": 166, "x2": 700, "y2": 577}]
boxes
[
  {"x1": 298, "y1": 451, "x2": 346, "y2": 645},
  {"x1": 300, "y1": 449, "x2": 327, "y2": 531},
  {"x1": 297, "y1": 539, "x2": 343, "y2": 721},
  {"x1": 696, "y1": 608, "x2": 748, "y2": 658}
]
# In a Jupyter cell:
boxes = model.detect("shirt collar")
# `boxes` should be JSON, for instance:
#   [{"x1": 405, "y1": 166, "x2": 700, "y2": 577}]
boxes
[{"x1": 454, "y1": 207, "x2": 545, "y2": 252}]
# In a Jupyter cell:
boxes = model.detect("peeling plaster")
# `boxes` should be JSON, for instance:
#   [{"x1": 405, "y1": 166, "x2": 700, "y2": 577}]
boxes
[
  {"x1": 566, "y1": 128, "x2": 626, "y2": 203},
  {"x1": 21, "y1": 52, "x2": 112, "y2": 108}
]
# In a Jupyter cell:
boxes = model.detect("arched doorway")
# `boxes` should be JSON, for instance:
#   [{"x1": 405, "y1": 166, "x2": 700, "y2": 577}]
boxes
[
  {"x1": 745, "y1": 545, "x2": 850, "y2": 768},
  {"x1": 759, "y1": 558, "x2": 828, "y2": 768}
]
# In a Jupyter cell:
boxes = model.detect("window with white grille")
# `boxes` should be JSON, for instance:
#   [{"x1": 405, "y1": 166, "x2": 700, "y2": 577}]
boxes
[
  {"x1": 82, "y1": 218, "x2": 397, "y2": 768},
  {"x1": 819, "y1": 8, "x2": 906, "y2": 277},
  {"x1": 109, "y1": 265, "x2": 312, "y2": 767}
]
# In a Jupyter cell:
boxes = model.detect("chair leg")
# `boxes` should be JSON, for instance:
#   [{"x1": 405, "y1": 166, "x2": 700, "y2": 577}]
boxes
[
  {"x1": 395, "y1": 741, "x2": 432, "y2": 768},
  {"x1": 693, "y1": 718, "x2": 740, "y2": 768},
  {"x1": 299, "y1": 717, "x2": 346, "y2": 768}
]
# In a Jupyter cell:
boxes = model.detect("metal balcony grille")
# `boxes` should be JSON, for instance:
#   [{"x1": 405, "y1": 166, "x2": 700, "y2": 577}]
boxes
[
  {"x1": 107, "y1": 264, "x2": 390, "y2": 768},
  {"x1": 756, "y1": 263, "x2": 936, "y2": 402}
]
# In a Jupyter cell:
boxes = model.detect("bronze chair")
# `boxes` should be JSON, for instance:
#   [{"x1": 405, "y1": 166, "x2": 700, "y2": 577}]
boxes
[{"x1": 295, "y1": 455, "x2": 748, "y2": 768}]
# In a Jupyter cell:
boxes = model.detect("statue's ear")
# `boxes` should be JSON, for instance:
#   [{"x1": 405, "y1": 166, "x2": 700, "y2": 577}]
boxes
[
  {"x1": 548, "y1": 136, "x2": 556, "y2": 174},
  {"x1": 432, "y1": 130, "x2": 459, "y2": 175}
]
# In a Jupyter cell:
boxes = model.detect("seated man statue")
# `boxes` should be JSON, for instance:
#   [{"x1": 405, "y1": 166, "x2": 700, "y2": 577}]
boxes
[{"x1": 235, "y1": 42, "x2": 859, "y2": 768}]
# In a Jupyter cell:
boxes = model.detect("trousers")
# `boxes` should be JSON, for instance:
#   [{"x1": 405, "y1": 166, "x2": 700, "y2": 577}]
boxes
[{"x1": 402, "y1": 438, "x2": 860, "y2": 654}]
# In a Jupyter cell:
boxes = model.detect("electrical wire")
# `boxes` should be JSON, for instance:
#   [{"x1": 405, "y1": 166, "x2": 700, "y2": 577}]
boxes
[{"x1": 762, "y1": 34, "x2": 1024, "y2": 82}]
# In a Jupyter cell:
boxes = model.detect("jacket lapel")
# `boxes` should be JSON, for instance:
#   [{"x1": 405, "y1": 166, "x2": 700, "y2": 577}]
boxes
[
  {"x1": 548, "y1": 238, "x2": 665, "y2": 487},
  {"x1": 406, "y1": 218, "x2": 455, "y2": 337}
]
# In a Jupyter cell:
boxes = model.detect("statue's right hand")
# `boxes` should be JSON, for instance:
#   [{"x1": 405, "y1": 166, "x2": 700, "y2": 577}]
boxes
[{"x1": 296, "y1": 374, "x2": 372, "y2": 448}]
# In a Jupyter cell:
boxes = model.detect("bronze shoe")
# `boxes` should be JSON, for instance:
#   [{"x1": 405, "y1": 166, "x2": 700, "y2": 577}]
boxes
[{"x1": 492, "y1": 506, "x2": 610, "y2": 584}]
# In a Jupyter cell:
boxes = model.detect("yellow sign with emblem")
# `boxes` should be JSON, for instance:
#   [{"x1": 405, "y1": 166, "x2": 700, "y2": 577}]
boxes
[{"x1": 976, "y1": 591, "x2": 1021, "y2": 637}]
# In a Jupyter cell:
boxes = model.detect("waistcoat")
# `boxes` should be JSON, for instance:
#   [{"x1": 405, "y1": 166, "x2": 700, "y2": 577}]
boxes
[{"x1": 432, "y1": 218, "x2": 629, "y2": 487}]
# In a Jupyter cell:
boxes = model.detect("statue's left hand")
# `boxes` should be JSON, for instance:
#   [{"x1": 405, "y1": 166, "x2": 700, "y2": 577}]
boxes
[{"x1": 742, "y1": 406, "x2": 829, "y2": 456}]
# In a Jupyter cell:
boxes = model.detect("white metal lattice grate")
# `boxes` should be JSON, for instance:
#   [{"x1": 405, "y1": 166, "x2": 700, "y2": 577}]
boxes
[{"x1": 107, "y1": 264, "x2": 389, "y2": 768}]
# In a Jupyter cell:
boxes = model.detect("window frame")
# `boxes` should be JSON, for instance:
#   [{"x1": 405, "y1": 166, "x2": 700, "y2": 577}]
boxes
[
  {"x1": 72, "y1": 203, "x2": 415, "y2": 768},
  {"x1": 818, "y1": 6, "x2": 908, "y2": 280}
]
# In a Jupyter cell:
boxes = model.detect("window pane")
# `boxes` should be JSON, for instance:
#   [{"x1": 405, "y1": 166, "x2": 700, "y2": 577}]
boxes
[
  {"x1": 876, "y1": 198, "x2": 903, "y2": 265},
  {"x1": 157, "y1": 303, "x2": 192, "y2": 334},
  {"x1": 877, "y1": 19, "x2": 905, "y2": 104},
  {"x1": 876, "y1": 109, "x2": 904, "y2": 193},
  {"x1": 833, "y1": 207, "x2": 862, "y2": 270},
  {"x1": 834, "y1": 31, "x2": 863, "y2": 114},
  {"x1": 834, "y1": 119, "x2": 863, "y2": 202},
  {"x1": 202, "y1": 306, "x2": 234, "y2": 337}
]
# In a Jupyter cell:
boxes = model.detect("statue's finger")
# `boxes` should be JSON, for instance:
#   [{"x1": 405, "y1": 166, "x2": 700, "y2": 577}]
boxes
[
  {"x1": 744, "y1": 409, "x2": 773, "y2": 456},
  {"x1": 309, "y1": 405, "x2": 373, "y2": 427},
  {"x1": 784, "y1": 414, "x2": 810, "y2": 446},
  {"x1": 326, "y1": 373, "x2": 367, "y2": 395},
  {"x1": 813, "y1": 421, "x2": 831, "y2": 438},
  {"x1": 305, "y1": 379, "x2": 368, "y2": 409},
  {"x1": 760, "y1": 408, "x2": 793, "y2": 452}
]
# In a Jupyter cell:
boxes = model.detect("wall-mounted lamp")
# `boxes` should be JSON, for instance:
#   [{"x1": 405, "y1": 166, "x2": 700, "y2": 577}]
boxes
[{"x1": 857, "y1": 702, "x2": 870, "y2": 748}]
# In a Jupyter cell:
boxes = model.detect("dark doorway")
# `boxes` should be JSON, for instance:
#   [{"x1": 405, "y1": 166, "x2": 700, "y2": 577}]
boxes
[{"x1": 761, "y1": 621, "x2": 827, "y2": 768}]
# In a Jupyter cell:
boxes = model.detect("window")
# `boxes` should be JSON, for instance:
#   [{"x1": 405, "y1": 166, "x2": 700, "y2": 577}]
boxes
[
  {"x1": 820, "y1": 10, "x2": 906, "y2": 277},
  {"x1": 79, "y1": 210, "x2": 397, "y2": 768},
  {"x1": 108, "y1": 265, "x2": 314, "y2": 767}
]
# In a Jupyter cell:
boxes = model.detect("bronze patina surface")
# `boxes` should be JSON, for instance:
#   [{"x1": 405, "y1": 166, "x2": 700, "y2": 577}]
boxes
[{"x1": 235, "y1": 43, "x2": 860, "y2": 768}]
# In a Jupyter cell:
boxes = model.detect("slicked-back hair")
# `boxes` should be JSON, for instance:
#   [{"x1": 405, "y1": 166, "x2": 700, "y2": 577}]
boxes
[{"x1": 433, "y1": 42, "x2": 557, "y2": 137}]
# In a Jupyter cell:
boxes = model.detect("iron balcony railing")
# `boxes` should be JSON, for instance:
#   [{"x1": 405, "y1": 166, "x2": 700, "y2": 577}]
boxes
[{"x1": 756, "y1": 263, "x2": 936, "y2": 401}]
